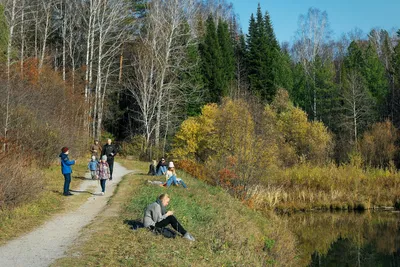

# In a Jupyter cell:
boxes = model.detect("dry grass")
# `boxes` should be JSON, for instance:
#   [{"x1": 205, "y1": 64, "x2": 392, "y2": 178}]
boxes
[
  {"x1": 0, "y1": 159, "x2": 89, "y2": 245},
  {"x1": 245, "y1": 163, "x2": 400, "y2": 211},
  {"x1": 52, "y1": 160, "x2": 298, "y2": 266}
]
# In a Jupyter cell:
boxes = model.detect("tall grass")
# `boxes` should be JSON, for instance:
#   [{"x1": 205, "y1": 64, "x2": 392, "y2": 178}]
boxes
[{"x1": 245, "y1": 163, "x2": 400, "y2": 211}]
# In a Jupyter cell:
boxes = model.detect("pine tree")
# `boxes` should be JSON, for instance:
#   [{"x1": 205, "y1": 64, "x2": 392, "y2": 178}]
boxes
[
  {"x1": 0, "y1": 4, "x2": 8, "y2": 62},
  {"x1": 199, "y1": 15, "x2": 224, "y2": 103},
  {"x1": 363, "y1": 43, "x2": 388, "y2": 116},
  {"x1": 217, "y1": 18, "x2": 235, "y2": 96}
]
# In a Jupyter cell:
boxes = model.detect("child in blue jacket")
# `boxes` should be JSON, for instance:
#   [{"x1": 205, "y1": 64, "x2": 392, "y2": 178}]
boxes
[
  {"x1": 59, "y1": 147, "x2": 76, "y2": 196},
  {"x1": 88, "y1": 156, "x2": 98, "y2": 179}
]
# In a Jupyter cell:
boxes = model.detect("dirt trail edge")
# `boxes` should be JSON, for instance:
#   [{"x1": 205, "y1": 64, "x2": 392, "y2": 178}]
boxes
[{"x1": 0, "y1": 162, "x2": 132, "y2": 267}]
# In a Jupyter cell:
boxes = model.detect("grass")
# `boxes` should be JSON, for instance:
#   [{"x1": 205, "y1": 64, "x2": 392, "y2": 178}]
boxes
[
  {"x1": 0, "y1": 159, "x2": 90, "y2": 245},
  {"x1": 245, "y1": 163, "x2": 400, "y2": 211},
  {"x1": 52, "y1": 159, "x2": 298, "y2": 266}
]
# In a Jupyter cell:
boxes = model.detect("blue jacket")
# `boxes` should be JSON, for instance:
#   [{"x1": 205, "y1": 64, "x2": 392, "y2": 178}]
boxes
[
  {"x1": 60, "y1": 153, "x2": 75, "y2": 174},
  {"x1": 88, "y1": 160, "x2": 98, "y2": 171}
]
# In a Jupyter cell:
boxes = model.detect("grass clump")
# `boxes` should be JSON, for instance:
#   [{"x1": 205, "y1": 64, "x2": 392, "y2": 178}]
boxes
[
  {"x1": 0, "y1": 160, "x2": 89, "y2": 245},
  {"x1": 53, "y1": 160, "x2": 297, "y2": 266}
]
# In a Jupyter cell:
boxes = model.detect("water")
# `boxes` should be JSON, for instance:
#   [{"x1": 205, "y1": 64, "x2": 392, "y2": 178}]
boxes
[{"x1": 280, "y1": 211, "x2": 400, "y2": 266}]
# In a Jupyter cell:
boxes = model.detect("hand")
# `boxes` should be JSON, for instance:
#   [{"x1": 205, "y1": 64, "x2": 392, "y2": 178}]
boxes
[
  {"x1": 93, "y1": 150, "x2": 97, "y2": 152},
  {"x1": 166, "y1": 211, "x2": 174, "y2": 217},
  {"x1": 110, "y1": 153, "x2": 114, "y2": 156},
  {"x1": 75, "y1": 160, "x2": 77, "y2": 164}
]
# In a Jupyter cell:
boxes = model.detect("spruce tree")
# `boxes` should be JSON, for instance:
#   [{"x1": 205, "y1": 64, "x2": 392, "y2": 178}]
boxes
[
  {"x1": 199, "y1": 15, "x2": 223, "y2": 103},
  {"x1": 217, "y1": 18, "x2": 235, "y2": 96}
]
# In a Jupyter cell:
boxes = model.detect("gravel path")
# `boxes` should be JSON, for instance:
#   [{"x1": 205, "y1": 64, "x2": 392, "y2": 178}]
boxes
[{"x1": 0, "y1": 162, "x2": 132, "y2": 267}]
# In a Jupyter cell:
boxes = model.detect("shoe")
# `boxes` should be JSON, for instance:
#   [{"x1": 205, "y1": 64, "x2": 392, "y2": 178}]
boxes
[
  {"x1": 183, "y1": 232, "x2": 195, "y2": 241},
  {"x1": 109, "y1": 178, "x2": 112, "y2": 181},
  {"x1": 63, "y1": 193, "x2": 73, "y2": 196},
  {"x1": 101, "y1": 192, "x2": 105, "y2": 195},
  {"x1": 67, "y1": 192, "x2": 74, "y2": 196}
]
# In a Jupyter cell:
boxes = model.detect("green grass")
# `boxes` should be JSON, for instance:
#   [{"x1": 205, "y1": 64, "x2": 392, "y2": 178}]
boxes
[
  {"x1": 52, "y1": 160, "x2": 297, "y2": 266},
  {"x1": 0, "y1": 159, "x2": 90, "y2": 245}
]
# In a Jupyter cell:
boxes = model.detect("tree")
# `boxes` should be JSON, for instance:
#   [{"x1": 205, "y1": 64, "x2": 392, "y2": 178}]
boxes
[
  {"x1": 200, "y1": 14, "x2": 223, "y2": 103},
  {"x1": 340, "y1": 71, "x2": 374, "y2": 146},
  {"x1": 293, "y1": 7, "x2": 332, "y2": 120},
  {"x1": 217, "y1": 18, "x2": 235, "y2": 97}
]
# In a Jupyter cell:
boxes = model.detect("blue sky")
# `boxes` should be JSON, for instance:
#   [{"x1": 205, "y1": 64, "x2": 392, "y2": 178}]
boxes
[{"x1": 233, "y1": 0, "x2": 400, "y2": 43}]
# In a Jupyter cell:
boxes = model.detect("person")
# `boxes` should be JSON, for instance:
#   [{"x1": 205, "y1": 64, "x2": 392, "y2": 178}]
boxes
[
  {"x1": 59, "y1": 147, "x2": 76, "y2": 196},
  {"x1": 96, "y1": 155, "x2": 110, "y2": 195},
  {"x1": 156, "y1": 158, "x2": 167, "y2": 176},
  {"x1": 148, "y1": 159, "x2": 157, "y2": 176},
  {"x1": 90, "y1": 140, "x2": 102, "y2": 159},
  {"x1": 143, "y1": 194, "x2": 195, "y2": 241},
  {"x1": 87, "y1": 155, "x2": 98, "y2": 179},
  {"x1": 102, "y1": 138, "x2": 117, "y2": 180},
  {"x1": 165, "y1": 162, "x2": 187, "y2": 188}
]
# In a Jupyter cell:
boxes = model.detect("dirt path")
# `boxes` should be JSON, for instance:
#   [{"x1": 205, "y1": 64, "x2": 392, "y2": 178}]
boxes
[{"x1": 0, "y1": 162, "x2": 132, "y2": 267}]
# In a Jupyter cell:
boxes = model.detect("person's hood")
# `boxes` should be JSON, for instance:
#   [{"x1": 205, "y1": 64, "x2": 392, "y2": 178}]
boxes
[{"x1": 59, "y1": 153, "x2": 68, "y2": 159}]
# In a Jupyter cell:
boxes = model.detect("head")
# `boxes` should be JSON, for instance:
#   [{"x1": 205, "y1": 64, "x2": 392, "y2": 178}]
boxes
[
  {"x1": 168, "y1": 161, "x2": 175, "y2": 168},
  {"x1": 159, "y1": 194, "x2": 170, "y2": 206},
  {"x1": 91, "y1": 155, "x2": 96, "y2": 161},
  {"x1": 61, "y1": 147, "x2": 69, "y2": 154},
  {"x1": 94, "y1": 140, "x2": 99, "y2": 145},
  {"x1": 101, "y1": 155, "x2": 107, "y2": 162},
  {"x1": 107, "y1": 138, "x2": 112, "y2": 145},
  {"x1": 161, "y1": 158, "x2": 165, "y2": 163}
]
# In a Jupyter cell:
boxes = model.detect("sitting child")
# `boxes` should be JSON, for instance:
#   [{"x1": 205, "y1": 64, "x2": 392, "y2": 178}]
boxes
[
  {"x1": 87, "y1": 155, "x2": 98, "y2": 179},
  {"x1": 165, "y1": 162, "x2": 187, "y2": 188}
]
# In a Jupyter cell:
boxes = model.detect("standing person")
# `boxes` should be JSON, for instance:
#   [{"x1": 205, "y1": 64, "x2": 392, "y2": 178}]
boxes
[
  {"x1": 156, "y1": 158, "x2": 167, "y2": 176},
  {"x1": 96, "y1": 155, "x2": 110, "y2": 195},
  {"x1": 59, "y1": 147, "x2": 76, "y2": 196},
  {"x1": 90, "y1": 140, "x2": 102, "y2": 159},
  {"x1": 88, "y1": 156, "x2": 98, "y2": 179},
  {"x1": 102, "y1": 138, "x2": 117, "y2": 180},
  {"x1": 143, "y1": 194, "x2": 195, "y2": 241}
]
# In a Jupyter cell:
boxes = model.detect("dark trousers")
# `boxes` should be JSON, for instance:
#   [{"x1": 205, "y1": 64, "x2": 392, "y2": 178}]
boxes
[
  {"x1": 63, "y1": 173, "x2": 71, "y2": 195},
  {"x1": 107, "y1": 159, "x2": 114, "y2": 179},
  {"x1": 100, "y1": 179, "x2": 106, "y2": 192},
  {"x1": 155, "y1": 215, "x2": 187, "y2": 236}
]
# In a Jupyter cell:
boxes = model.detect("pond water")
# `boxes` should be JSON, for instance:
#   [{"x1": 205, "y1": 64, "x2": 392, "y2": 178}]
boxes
[{"x1": 280, "y1": 211, "x2": 400, "y2": 267}]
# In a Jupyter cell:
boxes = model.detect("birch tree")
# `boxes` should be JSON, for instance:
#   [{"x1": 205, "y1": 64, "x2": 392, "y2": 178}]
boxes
[{"x1": 293, "y1": 8, "x2": 332, "y2": 120}]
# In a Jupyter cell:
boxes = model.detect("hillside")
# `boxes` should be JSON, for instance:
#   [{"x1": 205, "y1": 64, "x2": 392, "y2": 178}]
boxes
[{"x1": 52, "y1": 160, "x2": 297, "y2": 266}]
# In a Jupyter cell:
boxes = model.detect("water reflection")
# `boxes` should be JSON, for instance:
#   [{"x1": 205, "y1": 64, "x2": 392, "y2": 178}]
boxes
[{"x1": 280, "y1": 211, "x2": 400, "y2": 266}]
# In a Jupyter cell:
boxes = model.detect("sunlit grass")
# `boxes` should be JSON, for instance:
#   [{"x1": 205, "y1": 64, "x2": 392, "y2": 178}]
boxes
[
  {"x1": 53, "y1": 160, "x2": 297, "y2": 266},
  {"x1": 0, "y1": 159, "x2": 90, "y2": 245}
]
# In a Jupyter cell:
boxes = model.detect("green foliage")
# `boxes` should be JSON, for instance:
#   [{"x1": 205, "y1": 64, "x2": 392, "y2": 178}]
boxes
[
  {"x1": 246, "y1": 4, "x2": 283, "y2": 102},
  {"x1": 0, "y1": 4, "x2": 8, "y2": 62}
]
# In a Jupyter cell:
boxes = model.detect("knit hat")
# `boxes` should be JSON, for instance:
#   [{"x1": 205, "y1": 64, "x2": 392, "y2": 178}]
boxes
[
  {"x1": 101, "y1": 155, "x2": 107, "y2": 161},
  {"x1": 61, "y1": 147, "x2": 69, "y2": 153},
  {"x1": 91, "y1": 155, "x2": 96, "y2": 160},
  {"x1": 168, "y1": 161, "x2": 175, "y2": 168}
]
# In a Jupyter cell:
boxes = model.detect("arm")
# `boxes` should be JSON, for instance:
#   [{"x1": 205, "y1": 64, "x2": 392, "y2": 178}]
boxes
[{"x1": 63, "y1": 157, "x2": 75, "y2": 166}]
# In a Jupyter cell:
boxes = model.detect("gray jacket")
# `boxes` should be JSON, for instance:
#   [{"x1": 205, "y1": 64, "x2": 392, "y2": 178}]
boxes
[{"x1": 143, "y1": 201, "x2": 168, "y2": 228}]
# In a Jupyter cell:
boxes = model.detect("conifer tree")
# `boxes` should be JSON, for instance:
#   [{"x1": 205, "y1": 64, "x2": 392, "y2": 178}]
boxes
[
  {"x1": 217, "y1": 18, "x2": 235, "y2": 96},
  {"x1": 200, "y1": 15, "x2": 223, "y2": 103}
]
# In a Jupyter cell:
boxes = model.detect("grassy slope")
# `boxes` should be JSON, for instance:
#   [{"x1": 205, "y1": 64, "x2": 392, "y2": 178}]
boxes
[
  {"x1": 0, "y1": 160, "x2": 90, "y2": 245},
  {"x1": 52, "y1": 160, "x2": 297, "y2": 266}
]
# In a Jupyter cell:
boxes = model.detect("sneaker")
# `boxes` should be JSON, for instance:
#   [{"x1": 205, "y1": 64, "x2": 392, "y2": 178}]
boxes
[
  {"x1": 101, "y1": 192, "x2": 105, "y2": 196},
  {"x1": 67, "y1": 192, "x2": 74, "y2": 196},
  {"x1": 183, "y1": 232, "x2": 195, "y2": 241}
]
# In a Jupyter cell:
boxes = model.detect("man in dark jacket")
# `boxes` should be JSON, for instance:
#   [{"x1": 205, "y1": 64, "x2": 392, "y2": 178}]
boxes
[
  {"x1": 102, "y1": 138, "x2": 117, "y2": 180},
  {"x1": 59, "y1": 147, "x2": 76, "y2": 196},
  {"x1": 156, "y1": 158, "x2": 167, "y2": 176},
  {"x1": 90, "y1": 140, "x2": 102, "y2": 159}
]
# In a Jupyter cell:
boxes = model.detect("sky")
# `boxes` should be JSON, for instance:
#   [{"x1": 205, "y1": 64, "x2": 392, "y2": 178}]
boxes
[{"x1": 233, "y1": 0, "x2": 400, "y2": 43}]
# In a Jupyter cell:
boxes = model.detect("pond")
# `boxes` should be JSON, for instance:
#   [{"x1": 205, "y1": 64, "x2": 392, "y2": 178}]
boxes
[{"x1": 280, "y1": 211, "x2": 400, "y2": 266}]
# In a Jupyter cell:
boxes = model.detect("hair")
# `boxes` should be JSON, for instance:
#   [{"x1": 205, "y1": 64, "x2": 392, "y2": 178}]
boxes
[{"x1": 159, "y1": 193, "x2": 169, "y2": 200}]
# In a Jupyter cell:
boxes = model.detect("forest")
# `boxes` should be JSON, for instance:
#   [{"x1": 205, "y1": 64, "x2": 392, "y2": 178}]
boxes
[{"x1": 1, "y1": 0, "x2": 400, "y2": 211}]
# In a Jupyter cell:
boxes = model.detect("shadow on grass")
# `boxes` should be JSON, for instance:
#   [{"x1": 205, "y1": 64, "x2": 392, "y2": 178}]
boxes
[
  {"x1": 124, "y1": 219, "x2": 145, "y2": 230},
  {"x1": 74, "y1": 176, "x2": 93, "y2": 181}
]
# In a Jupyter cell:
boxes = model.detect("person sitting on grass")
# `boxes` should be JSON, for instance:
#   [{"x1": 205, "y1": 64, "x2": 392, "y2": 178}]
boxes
[
  {"x1": 96, "y1": 155, "x2": 110, "y2": 195},
  {"x1": 165, "y1": 162, "x2": 187, "y2": 188},
  {"x1": 156, "y1": 158, "x2": 167, "y2": 176},
  {"x1": 148, "y1": 159, "x2": 157, "y2": 176},
  {"x1": 143, "y1": 193, "x2": 195, "y2": 241},
  {"x1": 87, "y1": 155, "x2": 98, "y2": 179}
]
